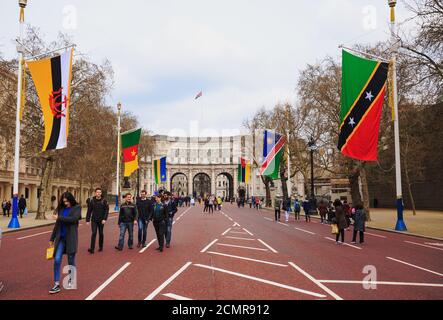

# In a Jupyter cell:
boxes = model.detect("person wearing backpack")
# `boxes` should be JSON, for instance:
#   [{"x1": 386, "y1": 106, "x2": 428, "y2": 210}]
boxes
[
  {"x1": 294, "y1": 199, "x2": 301, "y2": 221},
  {"x1": 274, "y1": 197, "x2": 282, "y2": 221},
  {"x1": 152, "y1": 194, "x2": 168, "y2": 252},
  {"x1": 86, "y1": 188, "x2": 109, "y2": 254}
]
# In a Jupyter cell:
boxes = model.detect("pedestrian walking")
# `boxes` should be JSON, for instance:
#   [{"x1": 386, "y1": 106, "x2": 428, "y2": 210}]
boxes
[
  {"x1": 164, "y1": 193, "x2": 178, "y2": 248},
  {"x1": 190, "y1": 197, "x2": 195, "y2": 206},
  {"x1": 85, "y1": 188, "x2": 109, "y2": 254},
  {"x1": 18, "y1": 195, "x2": 26, "y2": 218},
  {"x1": 294, "y1": 199, "x2": 301, "y2": 221},
  {"x1": 2, "y1": 200, "x2": 7, "y2": 216},
  {"x1": 351, "y1": 204, "x2": 366, "y2": 244},
  {"x1": 333, "y1": 199, "x2": 347, "y2": 245},
  {"x1": 208, "y1": 196, "x2": 214, "y2": 213},
  {"x1": 48, "y1": 192, "x2": 81, "y2": 294},
  {"x1": 284, "y1": 197, "x2": 292, "y2": 223},
  {"x1": 115, "y1": 193, "x2": 138, "y2": 251},
  {"x1": 217, "y1": 196, "x2": 223, "y2": 211},
  {"x1": 203, "y1": 197, "x2": 209, "y2": 213},
  {"x1": 256, "y1": 197, "x2": 261, "y2": 210},
  {"x1": 318, "y1": 201, "x2": 328, "y2": 224},
  {"x1": 136, "y1": 190, "x2": 153, "y2": 248},
  {"x1": 274, "y1": 197, "x2": 282, "y2": 221},
  {"x1": 302, "y1": 198, "x2": 311, "y2": 222},
  {"x1": 152, "y1": 195, "x2": 168, "y2": 252}
]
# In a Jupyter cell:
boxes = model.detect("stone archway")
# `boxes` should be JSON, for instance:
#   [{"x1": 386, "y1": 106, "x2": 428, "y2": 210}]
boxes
[
  {"x1": 193, "y1": 173, "x2": 211, "y2": 198},
  {"x1": 216, "y1": 172, "x2": 234, "y2": 200},
  {"x1": 171, "y1": 172, "x2": 188, "y2": 196}
]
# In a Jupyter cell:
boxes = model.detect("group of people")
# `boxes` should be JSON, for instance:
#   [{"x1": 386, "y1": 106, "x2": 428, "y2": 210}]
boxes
[
  {"x1": 202, "y1": 195, "x2": 223, "y2": 213},
  {"x1": 1, "y1": 195, "x2": 27, "y2": 218},
  {"x1": 272, "y1": 196, "x2": 366, "y2": 245},
  {"x1": 47, "y1": 188, "x2": 178, "y2": 295}
]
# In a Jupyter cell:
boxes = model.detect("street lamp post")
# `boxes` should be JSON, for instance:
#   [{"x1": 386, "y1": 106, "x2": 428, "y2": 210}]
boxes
[{"x1": 9, "y1": 0, "x2": 28, "y2": 229}]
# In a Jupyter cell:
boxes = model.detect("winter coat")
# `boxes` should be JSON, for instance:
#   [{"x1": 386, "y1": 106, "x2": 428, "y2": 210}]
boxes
[
  {"x1": 353, "y1": 209, "x2": 366, "y2": 232},
  {"x1": 118, "y1": 202, "x2": 138, "y2": 224},
  {"x1": 86, "y1": 197, "x2": 109, "y2": 223},
  {"x1": 334, "y1": 205, "x2": 348, "y2": 230},
  {"x1": 136, "y1": 198, "x2": 153, "y2": 221},
  {"x1": 50, "y1": 205, "x2": 82, "y2": 255}
]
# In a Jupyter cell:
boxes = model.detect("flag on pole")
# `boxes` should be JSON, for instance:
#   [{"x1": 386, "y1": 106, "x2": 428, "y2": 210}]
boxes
[
  {"x1": 338, "y1": 50, "x2": 389, "y2": 161},
  {"x1": 121, "y1": 128, "x2": 142, "y2": 177},
  {"x1": 238, "y1": 157, "x2": 251, "y2": 184},
  {"x1": 195, "y1": 90, "x2": 203, "y2": 100},
  {"x1": 260, "y1": 130, "x2": 286, "y2": 180},
  {"x1": 153, "y1": 157, "x2": 167, "y2": 185},
  {"x1": 27, "y1": 49, "x2": 73, "y2": 151}
]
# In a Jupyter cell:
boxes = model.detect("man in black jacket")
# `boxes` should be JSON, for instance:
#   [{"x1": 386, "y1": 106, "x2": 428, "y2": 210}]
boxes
[
  {"x1": 86, "y1": 188, "x2": 109, "y2": 254},
  {"x1": 115, "y1": 193, "x2": 138, "y2": 251},
  {"x1": 164, "y1": 193, "x2": 178, "y2": 248},
  {"x1": 152, "y1": 194, "x2": 168, "y2": 252},
  {"x1": 18, "y1": 195, "x2": 27, "y2": 218},
  {"x1": 136, "y1": 190, "x2": 153, "y2": 248}
]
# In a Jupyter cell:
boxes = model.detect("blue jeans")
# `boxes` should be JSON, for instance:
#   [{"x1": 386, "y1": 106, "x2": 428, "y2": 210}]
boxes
[
  {"x1": 137, "y1": 219, "x2": 148, "y2": 245},
  {"x1": 118, "y1": 222, "x2": 134, "y2": 249},
  {"x1": 165, "y1": 217, "x2": 173, "y2": 245},
  {"x1": 53, "y1": 239, "x2": 76, "y2": 283}
]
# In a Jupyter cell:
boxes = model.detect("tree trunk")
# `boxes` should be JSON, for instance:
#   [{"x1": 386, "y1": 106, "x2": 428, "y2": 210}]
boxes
[
  {"x1": 280, "y1": 157, "x2": 289, "y2": 202},
  {"x1": 349, "y1": 169, "x2": 363, "y2": 207},
  {"x1": 360, "y1": 165, "x2": 371, "y2": 221},
  {"x1": 36, "y1": 157, "x2": 55, "y2": 220}
]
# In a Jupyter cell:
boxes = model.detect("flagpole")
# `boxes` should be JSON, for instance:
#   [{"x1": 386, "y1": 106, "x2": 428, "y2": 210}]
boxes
[
  {"x1": 286, "y1": 106, "x2": 292, "y2": 199},
  {"x1": 389, "y1": 0, "x2": 406, "y2": 231},
  {"x1": 9, "y1": 1, "x2": 28, "y2": 229},
  {"x1": 114, "y1": 102, "x2": 122, "y2": 212}
]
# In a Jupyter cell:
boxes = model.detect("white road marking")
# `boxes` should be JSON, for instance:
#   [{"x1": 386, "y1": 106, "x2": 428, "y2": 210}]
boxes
[
  {"x1": 295, "y1": 227, "x2": 316, "y2": 235},
  {"x1": 85, "y1": 262, "x2": 131, "y2": 300},
  {"x1": 163, "y1": 293, "x2": 193, "y2": 300},
  {"x1": 232, "y1": 222, "x2": 240, "y2": 227},
  {"x1": 201, "y1": 239, "x2": 219, "y2": 253},
  {"x1": 242, "y1": 228, "x2": 254, "y2": 236},
  {"x1": 365, "y1": 232, "x2": 387, "y2": 239},
  {"x1": 17, "y1": 230, "x2": 52, "y2": 240},
  {"x1": 264, "y1": 217, "x2": 274, "y2": 222},
  {"x1": 325, "y1": 237, "x2": 362, "y2": 250},
  {"x1": 206, "y1": 251, "x2": 288, "y2": 267},
  {"x1": 221, "y1": 228, "x2": 232, "y2": 236},
  {"x1": 145, "y1": 262, "x2": 192, "y2": 300},
  {"x1": 405, "y1": 241, "x2": 443, "y2": 252},
  {"x1": 425, "y1": 243, "x2": 443, "y2": 247},
  {"x1": 216, "y1": 243, "x2": 269, "y2": 252},
  {"x1": 278, "y1": 222, "x2": 289, "y2": 227},
  {"x1": 225, "y1": 236, "x2": 255, "y2": 241},
  {"x1": 257, "y1": 239, "x2": 278, "y2": 253},
  {"x1": 193, "y1": 264, "x2": 326, "y2": 298},
  {"x1": 386, "y1": 257, "x2": 443, "y2": 277},
  {"x1": 229, "y1": 231, "x2": 248, "y2": 235},
  {"x1": 318, "y1": 280, "x2": 443, "y2": 288},
  {"x1": 139, "y1": 239, "x2": 157, "y2": 254},
  {"x1": 289, "y1": 262, "x2": 343, "y2": 300}
]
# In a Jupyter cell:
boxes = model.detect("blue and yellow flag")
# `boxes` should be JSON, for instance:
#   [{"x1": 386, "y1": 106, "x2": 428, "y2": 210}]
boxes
[{"x1": 153, "y1": 157, "x2": 167, "y2": 185}]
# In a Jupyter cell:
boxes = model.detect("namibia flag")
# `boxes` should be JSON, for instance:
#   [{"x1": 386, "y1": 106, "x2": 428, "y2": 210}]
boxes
[
  {"x1": 338, "y1": 50, "x2": 389, "y2": 161},
  {"x1": 260, "y1": 130, "x2": 285, "y2": 180},
  {"x1": 153, "y1": 157, "x2": 167, "y2": 185},
  {"x1": 121, "y1": 128, "x2": 142, "y2": 177}
]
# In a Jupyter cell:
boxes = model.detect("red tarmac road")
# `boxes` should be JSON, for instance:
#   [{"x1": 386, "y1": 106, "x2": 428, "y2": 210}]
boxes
[{"x1": 0, "y1": 204, "x2": 442, "y2": 300}]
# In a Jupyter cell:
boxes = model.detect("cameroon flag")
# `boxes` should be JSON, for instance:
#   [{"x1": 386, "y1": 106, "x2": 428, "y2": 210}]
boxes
[
  {"x1": 338, "y1": 50, "x2": 389, "y2": 161},
  {"x1": 238, "y1": 157, "x2": 251, "y2": 184},
  {"x1": 121, "y1": 128, "x2": 142, "y2": 177},
  {"x1": 153, "y1": 157, "x2": 167, "y2": 185}
]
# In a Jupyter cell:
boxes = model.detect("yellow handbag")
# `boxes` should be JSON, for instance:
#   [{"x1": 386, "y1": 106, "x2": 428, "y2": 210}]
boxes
[
  {"x1": 331, "y1": 224, "x2": 339, "y2": 235},
  {"x1": 46, "y1": 247, "x2": 54, "y2": 260}
]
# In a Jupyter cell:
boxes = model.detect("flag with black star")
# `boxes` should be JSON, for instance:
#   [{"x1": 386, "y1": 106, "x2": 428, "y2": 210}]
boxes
[{"x1": 338, "y1": 50, "x2": 389, "y2": 161}]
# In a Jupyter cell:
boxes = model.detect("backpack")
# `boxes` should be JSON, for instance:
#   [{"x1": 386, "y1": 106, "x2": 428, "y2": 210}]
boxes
[{"x1": 294, "y1": 202, "x2": 301, "y2": 211}]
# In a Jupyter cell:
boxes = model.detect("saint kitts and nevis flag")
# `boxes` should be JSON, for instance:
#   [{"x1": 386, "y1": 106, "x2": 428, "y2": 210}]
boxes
[
  {"x1": 260, "y1": 130, "x2": 286, "y2": 180},
  {"x1": 121, "y1": 128, "x2": 142, "y2": 177},
  {"x1": 26, "y1": 49, "x2": 74, "y2": 151},
  {"x1": 153, "y1": 157, "x2": 167, "y2": 185},
  {"x1": 238, "y1": 157, "x2": 251, "y2": 184},
  {"x1": 338, "y1": 50, "x2": 389, "y2": 161}
]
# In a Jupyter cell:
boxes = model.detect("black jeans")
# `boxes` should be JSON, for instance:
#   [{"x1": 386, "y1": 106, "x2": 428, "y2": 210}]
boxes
[
  {"x1": 19, "y1": 207, "x2": 25, "y2": 218},
  {"x1": 336, "y1": 229, "x2": 345, "y2": 242},
  {"x1": 275, "y1": 209, "x2": 281, "y2": 221},
  {"x1": 138, "y1": 218, "x2": 149, "y2": 245},
  {"x1": 295, "y1": 210, "x2": 300, "y2": 220},
  {"x1": 305, "y1": 211, "x2": 311, "y2": 222},
  {"x1": 90, "y1": 221, "x2": 105, "y2": 251},
  {"x1": 153, "y1": 220, "x2": 166, "y2": 249},
  {"x1": 208, "y1": 205, "x2": 214, "y2": 213},
  {"x1": 352, "y1": 230, "x2": 364, "y2": 243}
]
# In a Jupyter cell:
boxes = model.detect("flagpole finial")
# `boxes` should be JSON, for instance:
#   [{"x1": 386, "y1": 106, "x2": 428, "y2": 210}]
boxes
[
  {"x1": 117, "y1": 102, "x2": 122, "y2": 111},
  {"x1": 18, "y1": 0, "x2": 27, "y2": 23}
]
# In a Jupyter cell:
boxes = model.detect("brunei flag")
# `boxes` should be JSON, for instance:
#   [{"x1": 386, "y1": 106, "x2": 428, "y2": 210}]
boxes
[
  {"x1": 27, "y1": 49, "x2": 73, "y2": 151},
  {"x1": 121, "y1": 128, "x2": 142, "y2": 177},
  {"x1": 338, "y1": 50, "x2": 389, "y2": 161},
  {"x1": 153, "y1": 157, "x2": 167, "y2": 185},
  {"x1": 238, "y1": 157, "x2": 251, "y2": 184},
  {"x1": 260, "y1": 130, "x2": 285, "y2": 180}
]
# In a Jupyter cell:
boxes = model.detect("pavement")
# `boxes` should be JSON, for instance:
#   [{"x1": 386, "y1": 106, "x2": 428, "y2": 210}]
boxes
[{"x1": 0, "y1": 204, "x2": 442, "y2": 300}]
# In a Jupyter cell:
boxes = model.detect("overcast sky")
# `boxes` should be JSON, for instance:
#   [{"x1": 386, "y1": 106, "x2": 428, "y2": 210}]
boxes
[{"x1": 0, "y1": 0, "x2": 413, "y2": 137}]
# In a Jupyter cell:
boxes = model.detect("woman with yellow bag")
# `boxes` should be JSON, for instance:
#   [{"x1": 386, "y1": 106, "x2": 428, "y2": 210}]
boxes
[
  {"x1": 48, "y1": 192, "x2": 81, "y2": 295},
  {"x1": 332, "y1": 199, "x2": 347, "y2": 245}
]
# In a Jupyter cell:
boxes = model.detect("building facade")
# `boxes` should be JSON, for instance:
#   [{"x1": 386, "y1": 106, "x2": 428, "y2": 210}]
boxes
[{"x1": 138, "y1": 134, "x2": 306, "y2": 200}]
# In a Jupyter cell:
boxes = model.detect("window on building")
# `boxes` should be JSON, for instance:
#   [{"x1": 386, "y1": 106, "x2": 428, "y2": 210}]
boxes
[{"x1": 25, "y1": 188, "x2": 29, "y2": 199}]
